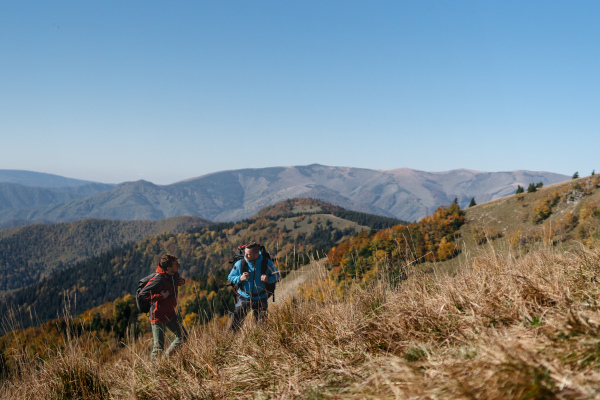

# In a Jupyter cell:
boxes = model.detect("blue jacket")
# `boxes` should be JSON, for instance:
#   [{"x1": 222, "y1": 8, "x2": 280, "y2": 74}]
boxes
[{"x1": 228, "y1": 253, "x2": 280, "y2": 300}]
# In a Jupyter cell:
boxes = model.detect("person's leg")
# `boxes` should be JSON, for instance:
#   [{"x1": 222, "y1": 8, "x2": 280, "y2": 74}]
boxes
[
  {"x1": 252, "y1": 297, "x2": 269, "y2": 324},
  {"x1": 165, "y1": 315, "x2": 188, "y2": 357},
  {"x1": 151, "y1": 322, "x2": 165, "y2": 361},
  {"x1": 228, "y1": 297, "x2": 250, "y2": 333}
]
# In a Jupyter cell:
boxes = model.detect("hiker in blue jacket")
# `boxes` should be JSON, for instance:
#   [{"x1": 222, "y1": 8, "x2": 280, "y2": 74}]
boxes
[{"x1": 228, "y1": 242, "x2": 280, "y2": 333}]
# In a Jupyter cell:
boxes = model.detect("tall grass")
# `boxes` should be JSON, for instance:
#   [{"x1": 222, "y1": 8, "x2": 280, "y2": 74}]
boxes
[{"x1": 2, "y1": 241, "x2": 600, "y2": 399}]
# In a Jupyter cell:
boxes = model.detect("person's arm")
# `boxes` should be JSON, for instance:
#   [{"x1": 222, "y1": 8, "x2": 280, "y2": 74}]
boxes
[{"x1": 228, "y1": 261, "x2": 242, "y2": 284}]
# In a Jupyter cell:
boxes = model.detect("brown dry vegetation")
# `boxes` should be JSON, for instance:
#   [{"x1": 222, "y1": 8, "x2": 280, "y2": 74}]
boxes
[{"x1": 2, "y1": 237, "x2": 600, "y2": 399}]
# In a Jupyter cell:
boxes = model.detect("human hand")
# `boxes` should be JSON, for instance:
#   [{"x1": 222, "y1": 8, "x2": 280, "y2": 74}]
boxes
[
  {"x1": 161, "y1": 290, "x2": 170, "y2": 299},
  {"x1": 261, "y1": 274, "x2": 268, "y2": 282},
  {"x1": 240, "y1": 272, "x2": 249, "y2": 282}
]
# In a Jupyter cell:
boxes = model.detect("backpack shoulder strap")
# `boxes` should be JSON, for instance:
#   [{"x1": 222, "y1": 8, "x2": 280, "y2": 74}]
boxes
[
  {"x1": 150, "y1": 273, "x2": 167, "y2": 293},
  {"x1": 240, "y1": 259, "x2": 249, "y2": 274},
  {"x1": 261, "y1": 257, "x2": 270, "y2": 275}
]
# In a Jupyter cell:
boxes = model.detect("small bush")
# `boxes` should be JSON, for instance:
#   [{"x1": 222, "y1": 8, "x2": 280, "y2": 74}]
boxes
[
  {"x1": 51, "y1": 364, "x2": 109, "y2": 400},
  {"x1": 532, "y1": 191, "x2": 562, "y2": 223},
  {"x1": 471, "y1": 226, "x2": 503, "y2": 245},
  {"x1": 404, "y1": 346, "x2": 428, "y2": 362}
]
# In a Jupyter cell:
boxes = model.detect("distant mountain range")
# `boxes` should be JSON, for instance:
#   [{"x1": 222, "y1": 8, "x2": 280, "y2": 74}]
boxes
[{"x1": 0, "y1": 166, "x2": 570, "y2": 227}]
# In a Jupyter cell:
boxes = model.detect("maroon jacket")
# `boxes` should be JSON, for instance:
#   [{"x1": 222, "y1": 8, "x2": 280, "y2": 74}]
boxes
[{"x1": 139, "y1": 265, "x2": 184, "y2": 324}]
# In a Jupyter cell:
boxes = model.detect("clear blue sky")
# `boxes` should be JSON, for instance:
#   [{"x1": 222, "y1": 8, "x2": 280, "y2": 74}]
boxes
[{"x1": 1, "y1": 1, "x2": 598, "y2": 184}]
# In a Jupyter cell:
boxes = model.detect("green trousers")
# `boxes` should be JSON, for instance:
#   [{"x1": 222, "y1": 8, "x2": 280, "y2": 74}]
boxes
[{"x1": 151, "y1": 315, "x2": 188, "y2": 361}]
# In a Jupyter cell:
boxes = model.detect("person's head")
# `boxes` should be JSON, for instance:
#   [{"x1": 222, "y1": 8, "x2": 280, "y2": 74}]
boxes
[
  {"x1": 244, "y1": 243, "x2": 260, "y2": 262},
  {"x1": 159, "y1": 254, "x2": 180, "y2": 275}
]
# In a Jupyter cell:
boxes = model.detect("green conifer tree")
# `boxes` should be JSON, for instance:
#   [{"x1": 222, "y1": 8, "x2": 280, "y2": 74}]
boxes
[
  {"x1": 468, "y1": 198, "x2": 477, "y2": 207},
  {"x1": 572, "y1": 172, "x2": 579, "y2": 179},
  {"x1": 527, "y1": 183, "x2": 537, "y2": 193},
  {"x1": 536, "y1": 182, "x2": 544, "y2": 189},
  {"x1": 516, "y1": 185, "x2": 524, "y2": 194}
]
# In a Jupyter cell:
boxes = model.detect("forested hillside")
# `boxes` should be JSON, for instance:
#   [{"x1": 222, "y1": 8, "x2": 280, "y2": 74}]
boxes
[
  {"x1": 0, "y1": 216, "x2": 211, "y2": 294},
  {"x1": 327, "y1": 201, "x2": 465, "y2": 285},
  {"x1": 0, "y1": 199, "x2": 392, "y2": 329}
]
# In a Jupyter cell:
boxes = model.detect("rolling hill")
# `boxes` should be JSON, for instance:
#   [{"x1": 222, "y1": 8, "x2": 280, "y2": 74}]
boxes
[
  {"x1": 457, "y1": 173, "x2": 600, "y2": 250},
  {"x1": 0, "y1": 216, "x2": 211, "y2": 294}
]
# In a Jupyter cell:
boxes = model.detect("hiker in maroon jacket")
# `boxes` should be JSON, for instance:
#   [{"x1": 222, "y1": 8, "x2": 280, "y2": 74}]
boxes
[{"x1": 139, "y1": 254, "x2": 187, "y2": 361}]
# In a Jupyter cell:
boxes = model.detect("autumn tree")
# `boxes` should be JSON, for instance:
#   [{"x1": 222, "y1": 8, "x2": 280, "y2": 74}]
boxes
[{"x1": 328, "y1": 203, "x2": 466, "y2": 281}]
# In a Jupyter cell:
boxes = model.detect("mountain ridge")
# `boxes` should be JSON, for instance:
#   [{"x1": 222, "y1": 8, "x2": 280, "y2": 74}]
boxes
[
  {"x1": 0, "y1": 165, "x2": 569, "y2": 227},
  {"x1": 0, "y1": 169, "x2": 113, "y2": 188}
]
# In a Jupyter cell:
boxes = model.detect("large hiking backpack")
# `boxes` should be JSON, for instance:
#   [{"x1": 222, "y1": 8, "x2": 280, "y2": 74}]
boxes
[
  {"x1": 135, "y1": 272, "x2": 166, "y2": 313},
  {"x1": 229, "y1": 243, "x2": 277, "y2": 302}
]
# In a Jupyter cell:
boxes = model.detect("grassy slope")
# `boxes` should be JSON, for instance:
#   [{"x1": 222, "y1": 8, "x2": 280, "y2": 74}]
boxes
[
  {"x1": 461, "y1": 175, "x2": 600, "y2": 246},
  {"x1": 2, "y1": 241, "x2": 599, "y2": 399},
  {"x1": 420, "y1": 174, "x2": 600, "y2": 277}
]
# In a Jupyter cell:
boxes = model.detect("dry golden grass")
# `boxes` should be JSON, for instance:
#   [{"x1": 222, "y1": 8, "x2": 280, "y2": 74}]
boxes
[{"x1": 2, "y1": 240, "x2": 600, "y2": 399}]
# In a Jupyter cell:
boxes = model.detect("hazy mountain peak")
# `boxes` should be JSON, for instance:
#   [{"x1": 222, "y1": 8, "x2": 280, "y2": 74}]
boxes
[{"x1": 0, "y1": 169, "x2": 103, "y2": 188}]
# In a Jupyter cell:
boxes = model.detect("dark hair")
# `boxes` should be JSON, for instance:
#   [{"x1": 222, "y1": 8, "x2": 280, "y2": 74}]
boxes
[
  {"x1": 159, "y1": 254, "x2": 179, "y2": 270},
  {"x1": 245, "y1": 243, "x2": 260, "y2": 253}
]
